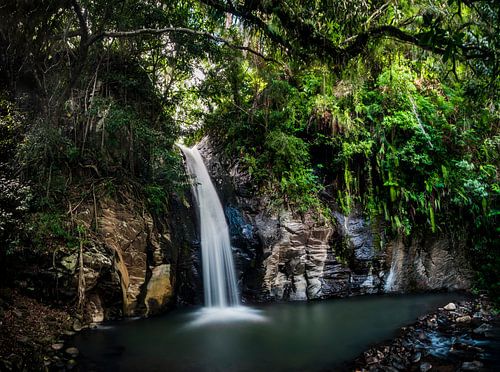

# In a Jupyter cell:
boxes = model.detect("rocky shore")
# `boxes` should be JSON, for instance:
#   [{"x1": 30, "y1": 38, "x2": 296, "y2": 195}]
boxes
[{"x1": 352, "y1": 295, "x2": 499, "y2": 371}]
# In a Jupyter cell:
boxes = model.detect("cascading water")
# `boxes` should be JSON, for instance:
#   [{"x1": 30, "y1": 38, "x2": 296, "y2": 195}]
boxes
[
  {"x1": 384, "y1": 247, "x2": 403, "y2": 292},
  {"x1": 180, "y1": 144, "x2": 239, "y2": 307},
  {"x1": 180, "y1": 143, "x2": 265, "y2": 325}
]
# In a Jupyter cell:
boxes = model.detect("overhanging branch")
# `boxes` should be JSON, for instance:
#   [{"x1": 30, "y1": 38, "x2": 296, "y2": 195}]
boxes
[{"x1": 56, "y1": 26, "x2": 280, "y2": 64}]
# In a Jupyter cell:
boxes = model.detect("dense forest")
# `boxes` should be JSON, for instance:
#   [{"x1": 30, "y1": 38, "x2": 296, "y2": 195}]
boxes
[{"x1": 0, "y1": 0, "x2": 498, "y2": 370}]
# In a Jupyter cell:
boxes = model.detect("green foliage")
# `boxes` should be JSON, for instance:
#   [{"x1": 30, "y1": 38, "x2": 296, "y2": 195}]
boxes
[
  {"x1": 199, "y1": 34, "x2": 498, "y2": 297},
  {"x1": 0, "y1": 96, "x2": 32, "y2": 255},
  {"x1": 0, "y1": 95, "x2": 25, "y2": 161},
  {"x1": 29, "y1": 212, "x2": 78, "y2": 252},
  {"x1": 144, "y1": 184, "x2": 168, "y2": 214}
]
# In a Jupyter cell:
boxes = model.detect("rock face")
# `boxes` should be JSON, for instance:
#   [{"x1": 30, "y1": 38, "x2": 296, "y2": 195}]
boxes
[
  {"x1": 197, "y1": 137, "x2": 472, "y2": 302},
  {"x1": 384, "y1": 236, "x2": 471, "y2": 292},
  {"x1": 68, "y1": 188, "x2": 199, "y2": 321}
]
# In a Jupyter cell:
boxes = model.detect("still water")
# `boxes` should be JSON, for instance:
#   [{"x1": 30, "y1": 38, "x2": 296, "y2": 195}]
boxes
[{"x1": 74, "y1": 293, "x2": 465, "y2": 371}]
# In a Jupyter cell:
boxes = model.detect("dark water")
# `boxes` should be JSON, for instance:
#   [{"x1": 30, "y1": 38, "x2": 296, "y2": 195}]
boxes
[{"x1": 74, "y1": 293, "x2": 466, "y2": 372}]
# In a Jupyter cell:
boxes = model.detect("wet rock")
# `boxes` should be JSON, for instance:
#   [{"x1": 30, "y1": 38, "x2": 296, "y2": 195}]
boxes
[
  {"x1": 51, "y1": 343, "x2": 64, "y2": 351},
  {"x1": 67, "y1": 359, "x2": 77, "y2": 369},
  {"x1": 461, "y1": 361, "x2": 484, "y2": 370},
  {"x1": 412, "y1": 352, "x2": 422, "y2": 363},
  {"x1": 72, "y1": 319, "x2": 83, "y2": 332},
  {"x1": 354, "y1": 296, "x2": 498, "y2": 372},
  {"x1": 366, "y1": 355, "x2": 379, "y2": 364},
  {"x1": 65, "y1": 347, "x2": 79, "y2": 358},
  {"x1": 455, "y1": 315, "x2": 472, "y2": 323},
  {"x1": 444, "y1": 303, "x2": 457, "y2": 311},
  {"x1": 420, "y1": 362, "x2": 432, "y2": 371},
  {"x1": 473, "y1": 323, "x2": 492, "y2": 335}
]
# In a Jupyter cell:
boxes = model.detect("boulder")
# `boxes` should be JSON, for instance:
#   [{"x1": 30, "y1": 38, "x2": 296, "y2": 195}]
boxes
[
  {"x1": 144, "y1": 264, "x2": 173, "y2": 315},
  {"x1": 455, "y1": 315, "x2": 472, "y2": 323},
  {"x1": 444, "y1": 303, "x2": 457, "y2": 311}
]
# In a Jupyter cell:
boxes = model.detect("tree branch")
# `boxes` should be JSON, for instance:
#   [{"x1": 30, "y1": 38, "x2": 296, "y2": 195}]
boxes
[{"x1": 58, "y1": 26, "x2": 281, "y2": 64}]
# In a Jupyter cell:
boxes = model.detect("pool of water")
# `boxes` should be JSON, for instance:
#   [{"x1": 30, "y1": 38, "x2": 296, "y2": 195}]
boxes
[{"x1": 74, "y1": 293, "x2": 466, "y2": 371}]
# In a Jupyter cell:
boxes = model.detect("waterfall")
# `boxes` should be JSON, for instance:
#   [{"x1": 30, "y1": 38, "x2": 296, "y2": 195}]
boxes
[
  {"x1": 384, "y1": 246, "x2": 402, "y2": 292},
  {"x1": 179, "y1": 144, "x2": 239, "y2": 308}
]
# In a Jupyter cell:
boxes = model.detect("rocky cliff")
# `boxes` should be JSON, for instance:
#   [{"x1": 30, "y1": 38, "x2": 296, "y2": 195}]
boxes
[
  {"x1": 196, "y1": 137, "x2": 472, "y2": 302},
  {"x1": 54, "y1": 185, "x2": 200, "y2": 322}
]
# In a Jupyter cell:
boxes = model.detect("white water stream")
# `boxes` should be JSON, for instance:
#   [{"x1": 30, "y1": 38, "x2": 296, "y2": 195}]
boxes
[
  {"x1": 180, "y1": 144, "x2": 265, "y2": 325},
  {"x1": 180, "y1": 144, "x2": 240, "y2": 308}
]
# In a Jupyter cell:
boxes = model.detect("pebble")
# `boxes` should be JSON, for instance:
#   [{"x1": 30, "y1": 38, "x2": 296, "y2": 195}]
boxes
[
  {"x1": 72, "y1": 320, "x2": 83, "y2": 332},
  {"x1": 65, "y1": 347, "x2": 79, "y2": 358},
  {"x1": 420, "y1": 362, "x2": 432, "y2": 371},
  {"x1": 66, "y1": 359, "x2": 77, "y2": 370},
  {"x1": 51, "y1": 343, "x2": 64, "y2": 351},
  {"x1": 444, "y1": 303, "x2": 456, "y2": 311},
  {"x1": 412, "y1": 352, "x2": 422, "y2": 363}
]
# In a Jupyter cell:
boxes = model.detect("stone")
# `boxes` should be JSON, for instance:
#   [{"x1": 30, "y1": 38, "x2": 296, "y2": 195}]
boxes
[
  {"x1": 366, "y1": 356, "x2": 379, "y2": 364},
  {"x1": 444, "y1": 303, "x2": 456, "y2": 311},
  {"x1": 67, "y1": 359, "x2": 77, "y2": 369},
  {"x1": 61, "y1": 254, "x2": 78, "y2": 272},
  {"x1": 461, "y1": 361, "x2": 484, "y2": 371},
  {"x1": 420, "y1": 362, "x2": 432, "y2": 372},
  {"x1": 412, "y1": 352, "x2": 422, "y2": 363},
  {"x1": 455, "y1": 315, "x2": 472, "y2": 323},
  {"x1": 65, "y1": 347, "x2": 79, "y2": 358},
  {"x1": 51, "y1": 343, "x2": 64, "y2": 351},
  {"x1": 72, "y1": 319, "x2": 83, "y2": 332},
  {"x1": 473, "y1": 323, "x2": 492, "y2": 335}
]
